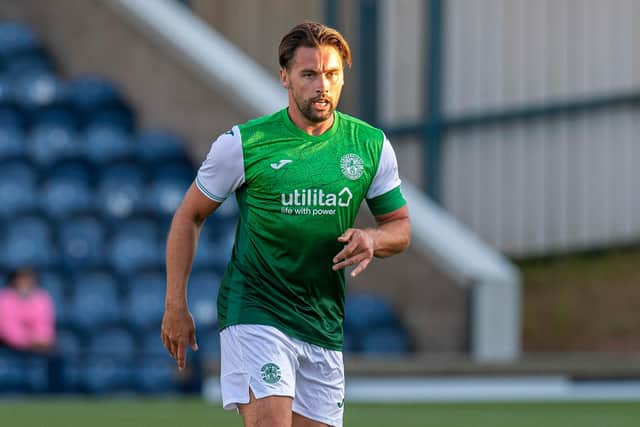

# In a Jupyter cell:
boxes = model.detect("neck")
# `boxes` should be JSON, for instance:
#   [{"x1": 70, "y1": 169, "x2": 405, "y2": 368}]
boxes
[{"x1": 287, "y1": 107, "x2": 335, "y2": 136}]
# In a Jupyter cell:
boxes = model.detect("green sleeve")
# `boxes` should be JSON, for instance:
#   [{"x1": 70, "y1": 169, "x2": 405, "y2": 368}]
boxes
[{"x1": 366, "y1": 186, "x2": 407, "y2": 216}]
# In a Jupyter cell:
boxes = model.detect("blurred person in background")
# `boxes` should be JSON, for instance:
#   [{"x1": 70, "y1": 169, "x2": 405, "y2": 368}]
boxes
[
  {"x1": 162, "y1": 22, "x2": 410, "y2": 427},
  {"x1": 0, "y1": 267, "x2": 55, "y2": 353}
]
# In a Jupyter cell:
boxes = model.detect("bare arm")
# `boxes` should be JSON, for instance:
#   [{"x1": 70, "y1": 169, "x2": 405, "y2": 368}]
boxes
[
  {"x1": 162, "y1": 182, "x2": 220, "y2": 369},
  {"x1": 332, "y1": 205, "x2": 410, "y2": 277}
]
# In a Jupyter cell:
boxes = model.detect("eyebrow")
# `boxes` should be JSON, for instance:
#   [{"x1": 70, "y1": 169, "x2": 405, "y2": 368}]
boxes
[{"x1": 299, "y1": 68, "x2": 341, "y2": 74}]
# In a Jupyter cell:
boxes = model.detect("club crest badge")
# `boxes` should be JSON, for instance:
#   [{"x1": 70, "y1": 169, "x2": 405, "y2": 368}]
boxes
[{"x1": 340, "y1": 153, "x2": 364, "y2": 180}]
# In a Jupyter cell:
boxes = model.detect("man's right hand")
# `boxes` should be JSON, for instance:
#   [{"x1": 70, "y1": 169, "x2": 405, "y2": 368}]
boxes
[{"x1": 161, "y1": 304, "x2": 198, "y2": 370}]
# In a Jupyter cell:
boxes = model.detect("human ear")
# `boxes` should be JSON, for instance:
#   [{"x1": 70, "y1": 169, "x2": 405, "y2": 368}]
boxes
[{"x1": 280, "y1": 68, "x2": 289, "y2": 89}]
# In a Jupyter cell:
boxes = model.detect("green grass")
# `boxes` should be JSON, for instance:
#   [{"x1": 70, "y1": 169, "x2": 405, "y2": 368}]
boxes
[{"x1": 1, "y1": 398, "x2": 640, "y2": 427}]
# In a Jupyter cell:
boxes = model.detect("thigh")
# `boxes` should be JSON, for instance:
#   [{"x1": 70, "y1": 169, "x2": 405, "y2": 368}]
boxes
[
  {"x1": 292, "y1": 345, "x2": 344, "y2": 427},
  {"x1": 239, "y1": 388, "x2": 293, "y2": 427},
  {"x1": 292, "y1": 411, "x2": 331, "y2": 427},
  {"x1": 220, "y1": 325, "x2": 299, "y2": 410}
]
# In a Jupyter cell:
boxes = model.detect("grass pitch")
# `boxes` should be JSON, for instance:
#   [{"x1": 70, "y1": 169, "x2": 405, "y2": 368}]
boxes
[{"x1": 1, "y1": 398, "x2": 639, "y2": 427}]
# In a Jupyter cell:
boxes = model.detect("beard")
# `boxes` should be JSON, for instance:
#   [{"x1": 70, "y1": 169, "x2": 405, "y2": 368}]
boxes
[{"x1": 295, "y1": 95, "x2": 336, "y2": 123}]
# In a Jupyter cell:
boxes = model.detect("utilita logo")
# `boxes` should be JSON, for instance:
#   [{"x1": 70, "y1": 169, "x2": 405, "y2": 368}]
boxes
[{"x1": 280, "y1": 187, "x2": 352, "y2": 216}]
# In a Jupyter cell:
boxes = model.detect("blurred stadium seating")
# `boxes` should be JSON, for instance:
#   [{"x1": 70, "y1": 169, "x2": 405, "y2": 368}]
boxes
[{"x1": 0, "y1": 20, "x2": 411, "y2": 395}]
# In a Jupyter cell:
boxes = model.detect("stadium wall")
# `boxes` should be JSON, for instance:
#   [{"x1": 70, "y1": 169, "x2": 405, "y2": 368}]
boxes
[{"x1": 439, "y1": 0, "x2": 640, "y2": 257}]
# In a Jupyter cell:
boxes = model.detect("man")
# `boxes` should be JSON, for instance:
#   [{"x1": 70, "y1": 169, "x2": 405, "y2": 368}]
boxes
[{"x1": 162, "y1": 22, "x2": 410, "y2": 427}]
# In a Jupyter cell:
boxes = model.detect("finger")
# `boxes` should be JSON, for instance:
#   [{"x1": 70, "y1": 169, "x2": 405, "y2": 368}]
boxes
[
  {"x1": 176, "y1": 341, "x2": 186, "y2": 370},
  {"x1": 333, "y1": 252, "x2": 369, "y2": 271},
  {"x1": 333, "y1": 237, "x2": 361, "y2": 263},
  {"x1": 190, "y1": 330, "x2": 199, "y2": 351},
  {"x1": 337, "y1": 228, "x2": 356, "y2": 242},
  {"x1": 350, "y1": 256, "x2": 372, "y2": 277},
  {"x1": 161, "y1": 333, "x2": 169, "y2": 353}
]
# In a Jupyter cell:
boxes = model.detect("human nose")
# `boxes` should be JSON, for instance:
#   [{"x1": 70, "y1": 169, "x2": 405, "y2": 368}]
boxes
[{"x1": 315, "y1": 74, "x2": 330, "y2": 94}]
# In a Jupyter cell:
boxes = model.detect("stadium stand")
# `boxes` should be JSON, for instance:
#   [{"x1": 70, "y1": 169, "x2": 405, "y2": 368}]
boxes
[{"x1": 0, "y1": 20, "x2": 412, "y2": 395}]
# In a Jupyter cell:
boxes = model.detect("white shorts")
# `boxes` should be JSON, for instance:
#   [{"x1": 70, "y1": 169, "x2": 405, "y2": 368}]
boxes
[{"x1": 220, "y1": 324, "x2": 345, "y2": 427}]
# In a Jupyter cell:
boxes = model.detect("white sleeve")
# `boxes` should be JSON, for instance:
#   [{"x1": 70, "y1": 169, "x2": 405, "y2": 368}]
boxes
[
  {"x1": 195, "y1": 125, "x2": 245, "y2": 202},
  {"x1": 366, "y1": 135, "x2": 402, "y2": 199}
]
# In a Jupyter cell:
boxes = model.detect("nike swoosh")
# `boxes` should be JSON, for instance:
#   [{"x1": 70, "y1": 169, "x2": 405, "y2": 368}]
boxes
[
  {"x1": 337, "y1": 400, "x2": 344, "y2": 408},
  {"x1": 270, "y1": 159, "x2": 293, "y2": 169}
]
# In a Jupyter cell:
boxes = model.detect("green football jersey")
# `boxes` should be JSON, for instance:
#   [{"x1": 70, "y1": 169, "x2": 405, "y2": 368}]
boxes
[{"x1": 196, "y1": 108, "x2": 406, "y2": 350}]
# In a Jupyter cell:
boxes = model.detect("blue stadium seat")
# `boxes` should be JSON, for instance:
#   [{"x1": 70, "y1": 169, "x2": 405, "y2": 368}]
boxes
[
  {"x1": 55, "y1": 327, "x2": 83, "y2": 392},
  {"x1": 0, "y1": 158, "x2": 37, "y2": 184},
  {"x1": 153, "y1": 160, "x2": 195, "y2": 183},
  {"x1": 2, "y1": 53, "x2": 52, "y2": 81},
  {"x1": 5, "y1": 214, "x2": 52, "y2": 242},
  {"x1": 69, "y1": 270, "x2": 122, "y2": 334},
  {"x1": 0, "y1": 78, "x2": 27, "y2": 129},
  {"x1": 344, "y1": 292, "x2": 399, "y2": 338},
  {"x1": 83, "y1": 124, "x2": 135, "y2": 165},
  {"x1": 0, "y1": 177, "x2": 39, "y2": 219},
  {"x1": 192, "y1": 229, "x2": 233, "y2": 271},
  {"x1": 188, "y1": 270, "x2": 221, "y2": 329},
  {"x1": 68, "y1": 76, "x2": 134, "y2": 131},
  {"x1": 39, "y1": 269, "x2": 70, "y2": 327},
  {"x1": 41, "y1": 177, "x2": 95, "y2": 219},
  {"x1": 27, "y1": 123, "x2": 81, "y2": 167},
  {"x1": 196, "y1": 327, "x2": 221, "y2": 360},
  {"x1": 47, "y1": 158, "x2": 92, "y2": 183},
  {"x1": 0, "y1": 21, "x2": 40, "y2": 54},
  {"x1": 136, "y1": 130, "x2": 190, "y2": 166},
  {"x1": 13, "y1": 72, "x2": 73, "y2": 126},
  {"x1": 360, "y1": 327, "x2": 411, "y2": 356},
  {"x1": 0, "y1": 22, "x2": 42, "y2": 69},
  {"x1": 107, "y1": 224, "x2": 162, "y2": 275},
  {"x1": 23, "y1": 354, "x2": 49, "y2": 393},
  {"x1": 58, "y1": 215, "x2": 107, "y2": 270},
  {"x1": 56, "y1": 327, "x2": 83, "y2": 357},
  {"x1": 118, "y1": 216, "x2": 159, "y2": 240},
  {"x1": 0, "y1": 349, "x2": 26, "y2": 393},
  {"x1": 96, "y1": 162, "x2": 146, "y2": 221},
  {"x1": 136, "y1": 328, "x2": 178, "y2": 393},
  {"x1": 0, "y1": 126, "x2": 26, "y2": 161},
  {"x1": 1, "y1": 215, "x2": 57, "y2": 269},
  {"x1": 145, "y1": 177, "x2": 191, "y2": 217},
  {"x1": 82, "y1": 327, "x2": 136, "y2": 393},
  {"x1": 125, "y1": 271, "x2": 166, "y2": 333}
]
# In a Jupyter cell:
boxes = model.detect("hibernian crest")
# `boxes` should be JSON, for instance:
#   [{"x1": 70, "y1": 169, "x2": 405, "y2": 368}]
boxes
[
  {"x1": 340, "y1": 153, "x2": 364, "y2": 180},
  {"x1": 260, "y1": 363, "x2": 282, "y2": 384}
]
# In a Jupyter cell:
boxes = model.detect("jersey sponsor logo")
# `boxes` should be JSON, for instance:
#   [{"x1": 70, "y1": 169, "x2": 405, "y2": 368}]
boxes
[
  {"x1": 280, "y1": 187, "x2": 352, "y2": 216},
  {"x1": 260, "y1": 363, "x2": 282, "y2": 384},
  {"x1": 340, "y1": 153, "x2": 364, "y2": 180},
  {"x1": 270, "y1": 159, "x2": 293, "y2": 169},
  {"x1": 337, "y1": 399, "x2": 344, "y2": 408}
]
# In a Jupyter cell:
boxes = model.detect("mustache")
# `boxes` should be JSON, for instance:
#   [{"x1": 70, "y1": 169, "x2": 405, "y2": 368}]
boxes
[{"x1": 311, "y1": 96, "x2": 333, "y2": 103}]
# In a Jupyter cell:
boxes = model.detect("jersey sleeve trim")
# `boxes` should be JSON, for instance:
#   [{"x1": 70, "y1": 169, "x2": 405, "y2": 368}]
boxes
[
  {"x1": 195, "y1": 176, "x2": 226, "y2": 202},
  {"x1": 195, "y1": 125, "x2": 245, "y2": 203},
  {"x1": 366, "y1": 186, "x2": 407, "y2": 216},
  {"x1": 366, "y1": 135, "x2": 402, "y2": 199}
]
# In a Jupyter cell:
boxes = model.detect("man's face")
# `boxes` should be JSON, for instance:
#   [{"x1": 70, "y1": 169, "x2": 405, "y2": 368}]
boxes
[{"x1": 280, "y1": 45, "x2": 344, "y2": 124}]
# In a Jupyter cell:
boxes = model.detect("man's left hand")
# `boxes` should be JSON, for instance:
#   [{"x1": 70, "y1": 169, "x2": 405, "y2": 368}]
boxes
[{"x1": 332, "y1": 228, "x2": 376, "y2": 277}]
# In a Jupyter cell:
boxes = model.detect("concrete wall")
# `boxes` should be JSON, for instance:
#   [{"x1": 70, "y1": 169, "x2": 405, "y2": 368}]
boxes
[{"x1": 441, "y1": 0, "x2": 640, "y2": 256}]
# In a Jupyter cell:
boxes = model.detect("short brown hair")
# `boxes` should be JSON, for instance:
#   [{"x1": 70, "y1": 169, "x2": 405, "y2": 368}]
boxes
[{"x1": 278, "y1": 22, "x2": 352, "y2": 70}]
